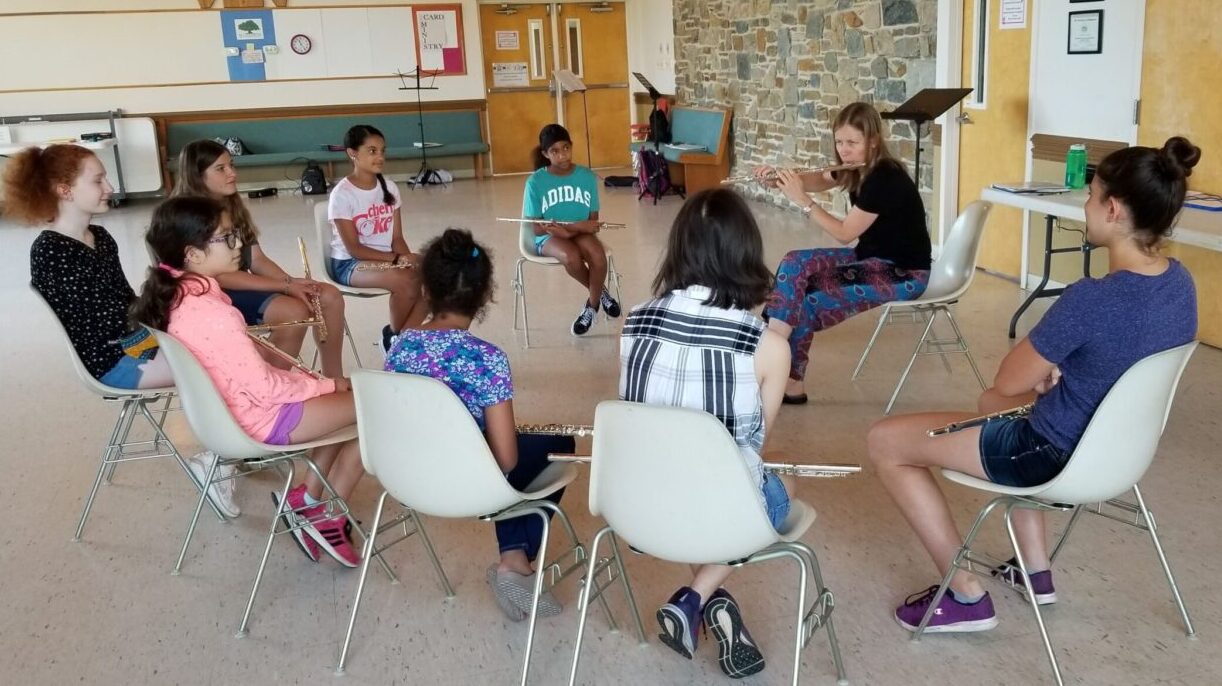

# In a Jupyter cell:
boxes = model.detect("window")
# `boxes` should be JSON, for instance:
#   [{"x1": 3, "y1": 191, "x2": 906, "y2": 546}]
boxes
[
  {"x1": 969, "y1": 0, "x2": 989, "y2": 107},
  {"x1": 566, "y1": 18, "x2": 584, "y2": 77},
  {"x1": 528, "y1": 19, "x2": 546, "y2": 80}
]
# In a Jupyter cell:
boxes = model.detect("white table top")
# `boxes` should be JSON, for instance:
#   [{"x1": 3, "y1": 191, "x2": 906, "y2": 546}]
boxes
[
  {"x1": 982, "y1": 186, "x2": 1222, "y2": 253},
  {"x1": 0, "y1": 138, "x2": 116, "y2": 156}
]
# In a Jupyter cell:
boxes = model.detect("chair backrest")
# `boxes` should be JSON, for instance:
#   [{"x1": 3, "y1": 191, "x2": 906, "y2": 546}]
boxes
[
  {"x1": 590, "y1": 401, "x2": 781, "y2": 564},
  {"x1": 313, "y1": 201, "x2": 337, "y2": 282},
  {"x1": 922, "y1": 200, "x2": 992, "y2": 300},
  {"x1": 350, "y1": 369, "x2": 526, "y2": 518},
  {"x1": 148, "y1": 327, "x2": 279, "y2": 460},
  {"x1": 29, "y1": 285, "x2": 147, "y2": 397},
  {"x1": 518, "y1": 217, "x2": 538, "y2": 259},
  {"x1": 1039, "y1": 342, "x2": 1197, "y2": 504}
]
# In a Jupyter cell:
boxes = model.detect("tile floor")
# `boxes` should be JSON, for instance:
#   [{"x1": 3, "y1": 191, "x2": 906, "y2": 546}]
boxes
[{"x1": 1, "y1": 175, "x2": 1219, "y2": 685}]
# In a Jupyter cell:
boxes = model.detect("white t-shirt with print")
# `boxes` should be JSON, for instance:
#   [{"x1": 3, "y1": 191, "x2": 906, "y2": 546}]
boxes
[{"x1": 327, "y1": 176, "x2": 402, "y2": 260}]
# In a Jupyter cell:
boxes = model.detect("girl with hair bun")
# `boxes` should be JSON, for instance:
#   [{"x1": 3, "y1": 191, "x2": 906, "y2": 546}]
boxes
[
  {"x1": 384, "y1": 227, "x2": 574, "y2": 622},
  {"x1": 868, "y1": 137, "x2": 1201, "y2": 635}
]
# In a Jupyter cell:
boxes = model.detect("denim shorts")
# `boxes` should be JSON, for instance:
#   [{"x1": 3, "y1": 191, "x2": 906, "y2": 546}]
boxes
[
  {"x1": 328, "y1": 257, "x2": 360, "y2": 286},
  {"x1": 224, "y1": 288, "x2": 279, "y2": 326},
  {"x1": 98, "y1": 355, "x2": 146, "y2": 389},
  {"x1": 533, "y1": 233, "x2": 552, "y2": 256},
  {"x1": 761, "y1": 471, "x2": 791, "y2": 530},
  {"x1": 979, "y1": 417, "x2": 1070, "y2": 488}
]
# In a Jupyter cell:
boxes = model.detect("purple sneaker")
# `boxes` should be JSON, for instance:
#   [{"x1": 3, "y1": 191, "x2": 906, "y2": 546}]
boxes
[
  {"x1": 993, "y1": 558, "x2": 1057, "y2": 605},
  {"x1": 657, "y1": 586, "x2": 703, "y2": 659},
  {"x1": 894, "y1": 585, "x2": 999, "y2": 633}
]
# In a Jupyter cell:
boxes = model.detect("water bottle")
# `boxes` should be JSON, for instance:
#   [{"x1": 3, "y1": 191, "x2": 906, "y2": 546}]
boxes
[{"x1": 1064, "y1": 144, "x2": 1087, "y2": 189}]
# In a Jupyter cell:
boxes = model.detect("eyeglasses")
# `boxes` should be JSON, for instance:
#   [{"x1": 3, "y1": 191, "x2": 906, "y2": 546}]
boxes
[{"x1": 207, "y1": 232, "x2": 239, "y2": 250}]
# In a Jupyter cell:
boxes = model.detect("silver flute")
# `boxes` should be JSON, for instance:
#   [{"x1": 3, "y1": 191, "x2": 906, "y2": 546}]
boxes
[
  {"x1": 721, "y1": 162, "x2": 865, "y2": 185},
  {"x1": 927, "y1": 404, "x2": 1034, "y2": 437},
  {"x1": 517, "y1": 423, "x2": 596, "y2": 437},
  {"x1": 497, "y1": 217, "x2": 626, "y2": 230},
  {"x1": 545, "y1": 453, "x2": 861, "y2": 479}
]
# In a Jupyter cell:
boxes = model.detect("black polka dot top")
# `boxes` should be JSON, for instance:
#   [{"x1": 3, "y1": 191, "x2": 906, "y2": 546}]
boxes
[{"x1": 30, "y1": 226, "x2": 137, "y2": 380}]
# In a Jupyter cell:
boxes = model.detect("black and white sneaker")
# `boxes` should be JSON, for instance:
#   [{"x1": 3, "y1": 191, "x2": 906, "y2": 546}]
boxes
[
  {"x1": 703, "y1": 588, "x2": 766, "y2": 678},
  {"x1": 381, "y1": 325, "x2": 395, "y2": 354},
  {"x1": 570, "y1": 301, "x2": 597, "y2": 336},
  {"x1": 599, "y1": 289, "x2": 621, "y2": 318}
]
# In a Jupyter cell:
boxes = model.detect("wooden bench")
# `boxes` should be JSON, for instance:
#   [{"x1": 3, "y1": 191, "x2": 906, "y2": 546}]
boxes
[{"x1": 630, "y1": 106, "x2": 732, "y2": 195}]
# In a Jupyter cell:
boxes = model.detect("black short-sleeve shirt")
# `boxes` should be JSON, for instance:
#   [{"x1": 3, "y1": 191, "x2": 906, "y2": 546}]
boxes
[
  {"x1": 850, "y1": 160, "x2": 932, "y2": 271},
  {"x1": 30, "y1": 226, "x2": 136, "y2": 379}
]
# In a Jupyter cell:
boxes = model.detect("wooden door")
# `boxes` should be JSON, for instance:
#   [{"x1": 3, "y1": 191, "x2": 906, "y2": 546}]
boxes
[
  {"x1": 956, "y1": 0, "x2": 1032, "y2": 277},
  {"x1": 481, "y1": 4, "x2": 558, "y2": 174},
  {"x1": 556, "y1": 2, "x2": 631, "y2": 169}
]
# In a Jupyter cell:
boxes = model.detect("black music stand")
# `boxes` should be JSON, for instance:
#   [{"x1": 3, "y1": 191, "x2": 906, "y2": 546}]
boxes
[
  {"x1": 632, "y1": 71, "x2": 670, "y2": 150},
  {"x1": 881, "y1": 88, "x2": 972, "y2": 188},
  {"x1": 397, "y1": 67, "x2": 446, "y2": 189},
  {"x1": 555, "y1": 69, "x2": 593, "y2": 167}
]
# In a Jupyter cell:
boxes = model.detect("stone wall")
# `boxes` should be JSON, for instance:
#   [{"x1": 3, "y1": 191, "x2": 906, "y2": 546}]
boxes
[{"x1": 673, "y1": 0, "x2": 938, "y2": 206}]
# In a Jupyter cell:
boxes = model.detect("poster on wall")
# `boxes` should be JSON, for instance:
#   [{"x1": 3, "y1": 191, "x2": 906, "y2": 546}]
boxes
[
  {"x1": 413, "y1": 4, "x2": 466, "y2": 75},
  {"x1": 496, "y1": 30, "x2": 520, "y2": 50},
  {"x1": 1000, "y1": 0, "x2": 1026, "y2": 30},
  {"x1": 492, "y1": 62, "x2": 529, "y2": 87}
]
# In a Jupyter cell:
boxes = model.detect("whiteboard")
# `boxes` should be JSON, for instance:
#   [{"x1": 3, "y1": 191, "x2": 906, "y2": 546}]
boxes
[{"x1": 0, "y1": 118, "x2": 162, "y2": 194}]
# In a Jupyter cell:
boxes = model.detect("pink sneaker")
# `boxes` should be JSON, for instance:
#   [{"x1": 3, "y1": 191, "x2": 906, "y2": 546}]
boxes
[
  {"x1": 272, "y1": 485, "x2": 320, "y2": 563},
  {"x1": 306, "y1": 514, "x2": 362, "y2": 568}
]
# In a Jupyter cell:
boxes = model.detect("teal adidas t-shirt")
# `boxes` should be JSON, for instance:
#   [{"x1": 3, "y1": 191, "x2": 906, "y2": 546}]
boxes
[{"x1": 521, "y1": 166, "x2": 601, "y2": 223}]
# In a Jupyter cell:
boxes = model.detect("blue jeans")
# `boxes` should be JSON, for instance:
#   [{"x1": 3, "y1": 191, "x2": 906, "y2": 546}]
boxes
[
  {"x1": 496, "y1": 433, "x2": 575, "y2": 561},
  {"x1": 98, "y1": 355, "x2": 145, "y2": 389},
  {"x1": 328, "y1": 257, "x2": 360, "y2": 286}
]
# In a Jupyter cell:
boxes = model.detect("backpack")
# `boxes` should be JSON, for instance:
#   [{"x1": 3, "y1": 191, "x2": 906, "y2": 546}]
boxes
[
  {"x1": 636, "y1": 148, "x2": 683, "y2": 205},
  {"x1": 647, "y1": 105, "x2": 672, "y2": 146},
  {"x1": 299, "y1": 160, "x2": 328, "y2": 195}
]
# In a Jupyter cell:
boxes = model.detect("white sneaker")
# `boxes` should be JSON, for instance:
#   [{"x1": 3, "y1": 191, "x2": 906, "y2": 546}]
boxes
[{"x1": 188, "y1": 451, "x2": 241, "y2": 518}]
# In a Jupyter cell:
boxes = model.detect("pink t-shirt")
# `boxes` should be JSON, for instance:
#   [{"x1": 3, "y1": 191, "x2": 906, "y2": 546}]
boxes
[
  {"x1": 167, "y1": 275, "x2": 336, "y2": 442},
  {"x1": 327, "y1": 176, "x2": 402, "y2": 260}
]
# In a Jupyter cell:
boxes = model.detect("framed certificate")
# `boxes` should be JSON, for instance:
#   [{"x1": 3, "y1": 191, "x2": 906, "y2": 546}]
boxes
[{"x1": 1068, "y1": 10, "x2": 1103, "y2": 55}]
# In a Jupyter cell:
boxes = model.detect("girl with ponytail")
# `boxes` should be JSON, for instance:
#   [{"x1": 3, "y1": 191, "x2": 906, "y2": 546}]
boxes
[
  {"x1": 7, "y1": 144, "x2": 173, "y2": 390},
  {"x1": 383, "y1": 228, "x2": 573, "y2": 621},
  {"x1": 327, "y1": 125, "x2": 427, "y2": 350},
  {"x1": 869, "y1": 137, "x2": 1201, "y2": 635},
  {"x1": 133, "y1": 196, "x2": 368, "y2": 567}
]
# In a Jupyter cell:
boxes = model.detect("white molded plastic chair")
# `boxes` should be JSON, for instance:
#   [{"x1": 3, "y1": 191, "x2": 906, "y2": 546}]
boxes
[
  {"x1": 511, "y1": 218, "x2": 623, "y2": 347},
  {"x1": 312, "y1": 201, "x2": 391, "y2": 367},
  {"x1": 31, "y1": 286, "x2": 220, "y2": 541},
  {"x1": 852, "y1": 201, "x2": 993, "y2": 413},
  {"x1": 148, "y1": 328, "x2": 390, "y2": 636},
  {"x1": 343, "y1": 370, "x2": 590, "y2": 684},
  {"x1": 913, "y1": 342, "x2": 1198, "y2": 686},
  {"x1": 569, "y1": 401, "x2": 848, "y2": 686}
]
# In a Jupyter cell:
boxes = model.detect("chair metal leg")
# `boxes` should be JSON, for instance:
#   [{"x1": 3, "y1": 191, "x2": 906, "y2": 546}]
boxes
[
  {"x1": 237, "y1": 466, "x2": 296, "y2": 637},
  {"x1": 942, "y1": 306, "x2": 986, "y2": 389},
  {"x1": 790, "y1": 543, "x2": 848, "y2": 684},
  {"x1": 173, "y1": 453, "x2": 222, "y2": 575},
  {"x1": 512, "y1": 258, "x2": 532, "y2": 348},
  {"x1": 1005, "y1": 503, "x2": 1064, "y2": 686},
  {"x1": 787, "y1": 547, "x2": 810, "y2": 686},
  {"x1": 337, "y1": 491, "x2": 390, "y2": 674},
  {"x1": 1048, "y1": 506, "x2": 1085, "y2": 564},
  {"x1": 74, "y1": 399, "x2": 136, "y2": 541},
  {"x1": 1131, "y1": 485, "x2": 1196, "y2": 637},
  {"x1": 103, "y1": 397, "x2": 141, "y2": 485},
  {"x1": 518, "y1": 508, "x2": 551, "y2": 686},
  {"x1": 884, "y1": 309, "x2": 938, "y2": 414},
  {"x1": 852, "y1": 304, "x2": 891, "y2": 380},
  {"x1": 569, "y1": 526, "x2": 610, "y2": 686},
  {"x1": 410, "y1": 509, "x2": 455, "y2": 598},
  {"x1": 344, "y1": 319, "x2": 362, "y2": 369},
  {"x1": 301, "y1": 456, "x2": 398, "y2": 584},
  {"x1": 606, "y1": 531, "x2": 647, "y2": 644}
]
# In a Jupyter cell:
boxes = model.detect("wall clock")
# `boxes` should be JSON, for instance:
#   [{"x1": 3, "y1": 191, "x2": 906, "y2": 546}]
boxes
[{"x1": 290, "y1": 34, "x2": 312, "y2": 55}]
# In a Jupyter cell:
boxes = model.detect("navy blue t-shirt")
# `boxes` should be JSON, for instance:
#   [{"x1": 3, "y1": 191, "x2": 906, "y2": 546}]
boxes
[{"x1": 1028, "y1": 259, "x2": 1196, "y2": 452}]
